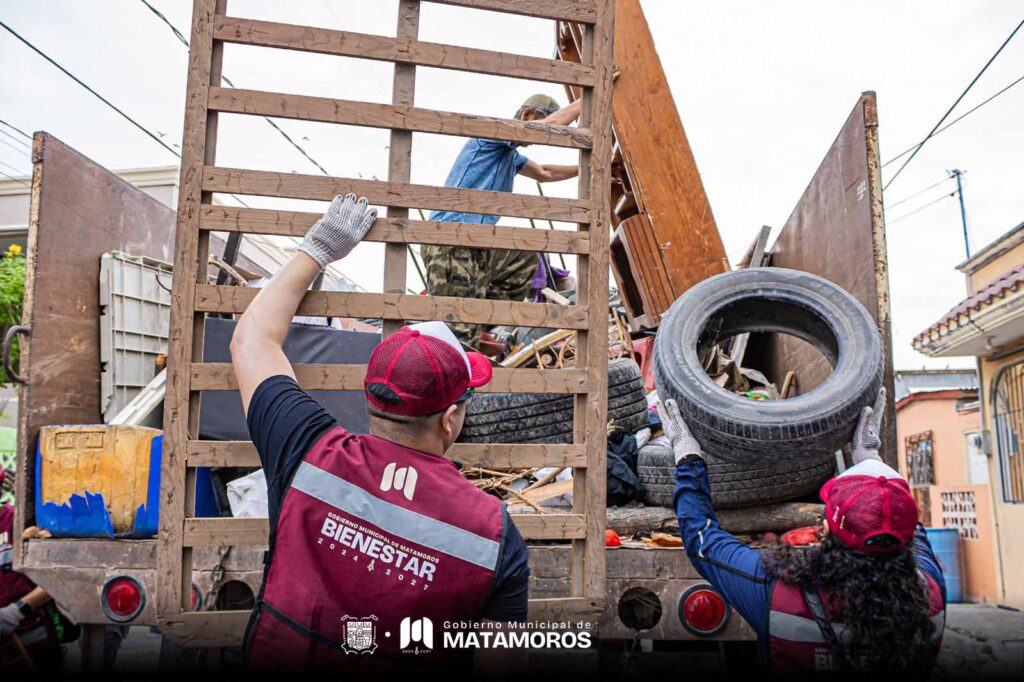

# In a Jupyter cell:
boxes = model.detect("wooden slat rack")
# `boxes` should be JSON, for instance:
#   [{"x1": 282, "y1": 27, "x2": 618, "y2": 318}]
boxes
[{"x1": 159, "y1": 0, "x2": 614, "y2": 646}]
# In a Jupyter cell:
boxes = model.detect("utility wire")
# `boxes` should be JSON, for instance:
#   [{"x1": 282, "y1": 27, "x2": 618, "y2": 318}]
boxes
[
  {"x1": 0, "y1": 20, "x2": 181, "y2": 158},
  {"x1": 0, "y1": 136, "x2": 31, "y2": 157},
  {"x1": 0, "y1": 168, "x2": 31, "y2": 189},
  {"x1": 0, "y1": 128, "x2": 31, "y2": 150},
  {"x1": 0, "y1": 119, "x2": 32, "y2": 141},
  {"x1": 886, "y1": 176, "x2": 954, "y2": 210},
  {"x1": 887, "y1": 191, "x2": 956, "y2": 226},
  {"x1": 884, "y1": 19, "x2": 1024, "y2": 190},
  {"x1": 882, "y1": 72, "x2": 1024, "y2": 168}
]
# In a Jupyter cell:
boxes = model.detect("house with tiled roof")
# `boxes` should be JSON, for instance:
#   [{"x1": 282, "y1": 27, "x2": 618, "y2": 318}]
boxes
[{"x1": 913, "y1": 221, "x2": 1024, "y2": 608}]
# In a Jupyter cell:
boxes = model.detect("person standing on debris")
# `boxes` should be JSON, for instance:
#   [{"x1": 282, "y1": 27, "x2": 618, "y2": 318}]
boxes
[
  {"x1": 230, "y1": 194, "x2": 529, "y2": 672},
  {"x1": 0, "y1": 468, "x2": 69, "y2": 672},
  {"x1": 421, "y1": 94, "x2": 582, "y2": 347},
  {"x1": 661, "y1": 389, "x2": 946, "y2": 676}
]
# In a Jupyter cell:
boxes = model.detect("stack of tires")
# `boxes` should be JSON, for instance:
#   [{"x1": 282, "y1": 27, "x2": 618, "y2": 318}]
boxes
[
  {"x1": 458, "y1": 358, "x2": 649, "y2": 444},
  {"x1": 640, "y1": 268, "x2": 884, "y2": 509}
]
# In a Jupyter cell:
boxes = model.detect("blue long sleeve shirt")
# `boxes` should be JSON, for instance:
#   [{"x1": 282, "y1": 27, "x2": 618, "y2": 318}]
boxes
[{"x1": 673, "y1": 457, "x2": 945, "y2": 660}]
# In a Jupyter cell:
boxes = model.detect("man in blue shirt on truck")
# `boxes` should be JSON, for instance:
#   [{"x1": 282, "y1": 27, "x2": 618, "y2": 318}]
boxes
[
  {"x1": 661, "y1": 389, "x2": 946, "y2": 676},
  {"x1": 421, "y1": 94, "x2": 582, "y2": 347}
]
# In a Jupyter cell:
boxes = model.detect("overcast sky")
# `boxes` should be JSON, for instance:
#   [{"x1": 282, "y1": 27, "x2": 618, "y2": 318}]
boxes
[{"x1": 1, "y1": 1, "x2": 1022, "y2": 370}]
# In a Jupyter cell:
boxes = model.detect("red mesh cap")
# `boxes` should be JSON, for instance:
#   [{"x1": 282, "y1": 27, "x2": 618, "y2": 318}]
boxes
[
  {"x1": 820, "y1": 460, "x2": 919, "y2": 554},
  {"x1": 364, "y1": 321, "x2": 493, "y2": 416}
]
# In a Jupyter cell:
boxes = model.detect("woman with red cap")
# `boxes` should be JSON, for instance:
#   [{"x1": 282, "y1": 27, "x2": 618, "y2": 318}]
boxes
[{"x1": 662, "y1": 389, "x2": 946, "y2": 676}]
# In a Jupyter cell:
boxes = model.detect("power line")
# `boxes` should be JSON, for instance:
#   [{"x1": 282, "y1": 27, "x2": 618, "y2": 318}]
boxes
[
  {"x1": 884, "y1": 18, "x2": 1024, "y2": 190},
  {"x1": 0, "y1": 128, "x2": 31, "y2": 150},
  {"x1": 0, "y1": 19, "x2": 181, "y2": 159},
  {"x1": 887, "y1": 191, "x2": 956, "y2": 226},
  {"x1": 0, "y1": 118, "x2": 32, "y2": 141},
  {"x1": 882, "y1": 72, "x2": 1024, "y2": 168},
  {"x1": 0, "y1": 136, "x2": 31, "y2": 158},
  {"x1": 886, "y1": 176, "x2": 954, "y2": 210},
  {"x1": 0, "y1": 168, "x2": 31, "y2": 189}
]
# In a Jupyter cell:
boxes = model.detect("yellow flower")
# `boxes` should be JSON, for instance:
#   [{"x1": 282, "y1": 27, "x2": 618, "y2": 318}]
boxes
[{"x1": 7, "y1": 244, "x2": 22, "y2": 256}]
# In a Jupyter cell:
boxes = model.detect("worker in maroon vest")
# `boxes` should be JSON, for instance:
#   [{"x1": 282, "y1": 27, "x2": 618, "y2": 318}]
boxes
[
  {"x1": 662, "y1": 389, "x2": 946, "y2": 676},
  {"x1": 230, "y1": 195, "x2": 529, "y2": 673},
  {"x1": 1, "y1": 468, "x2": 65, "y2": 672}
]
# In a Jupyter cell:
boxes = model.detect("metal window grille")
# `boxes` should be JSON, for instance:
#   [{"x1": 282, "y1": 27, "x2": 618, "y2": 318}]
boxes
[
  {"x1": 905, "y1": 431, "x2": 935, "y2": 486},
  {"x1": 993, "y1": 360, "x2": 1024, "y2": 503}
]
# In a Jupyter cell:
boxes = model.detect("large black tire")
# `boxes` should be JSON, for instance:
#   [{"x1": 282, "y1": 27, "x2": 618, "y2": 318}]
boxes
[
  {"x1": 654, "y1": 268, "x2": 883, "y2": 463},
  {"x1": 637, "y1": 444, "x2": 836, "y2": 509},
  {"x1": 459, "y1": 359, "x2": 648, "y2": 444}
]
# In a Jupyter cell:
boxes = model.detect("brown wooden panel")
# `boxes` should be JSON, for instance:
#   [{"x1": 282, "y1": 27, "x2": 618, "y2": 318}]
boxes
[
  {"x1": 158, "y1": 611, "x2": 251, "y2": 648},
  {"x1": 186, "y1": 440, "x2": 588, "y2": 469},
  {"x1": 14, "y1": 133, "x2": 176, "y2": 565},
  {"x1": 509, "y1": 514, "x2": 587, "y2": 540},
  {"x1": 199, "y1": 206, "x2": 591, "y2": 254},
  {"x1": 209, "y1": 87, "x2": 593, "y2": 149},
  {"x1": 190, "y1": 363, "x2": 588, "y2": 393},
  {"x1": 767, "y1": 92, "x2": 897, "y2": 467},
  {"x1": 427, "y1": 0, "x2": 597, "y2": 23},
  {"x1": 193, "y1": 284, "x2": 591, "y2": 329},
  {"x1": 202, "y1": 166, "x2": 590, "y2": 223},
  {"x1": 213, "y1": 16, "x2": 594, "y2": 85}
]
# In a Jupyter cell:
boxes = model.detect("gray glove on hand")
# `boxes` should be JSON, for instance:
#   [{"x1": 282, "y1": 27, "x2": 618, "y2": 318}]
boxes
[
  {"x1": 298, "y1": 193, "x2": 377, "y2": 268},
  {"x1": 0, "y1": 602, "x2": 25, "y2": 637},
  {"x1": 660, "y1": 398, "x2": 703, "y2": 465},
  {"x1": 851, "y1": 387, "x2": 887, "y2": 465}
]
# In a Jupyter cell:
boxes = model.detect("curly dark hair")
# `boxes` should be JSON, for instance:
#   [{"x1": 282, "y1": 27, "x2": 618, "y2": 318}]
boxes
[{"x1": 763, "y1": 534, "x2": 935, "y2": 673}]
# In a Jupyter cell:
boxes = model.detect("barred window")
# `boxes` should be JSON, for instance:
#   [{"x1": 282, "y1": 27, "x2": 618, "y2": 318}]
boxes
[
  {"x1": 905, "y1": 431, "x2": 935, "y2": 486},
  {"x1": 993, "y1": 361, "x2": 1024, "y2": 503}
]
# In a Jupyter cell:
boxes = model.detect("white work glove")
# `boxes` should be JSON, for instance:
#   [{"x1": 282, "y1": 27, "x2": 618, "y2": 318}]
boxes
[
  {"x1": 298, "y1": 193, "x2": 377, "y2": 268},
  {"x1": 660, "y1": 398, "x2": 703, "y2": 465},
  {"x1": 851, "y1": 387, "x2": 887, "y2": 465},
  {"x1": 0, "y1": 602, "x2": 25, "y2": 637}
]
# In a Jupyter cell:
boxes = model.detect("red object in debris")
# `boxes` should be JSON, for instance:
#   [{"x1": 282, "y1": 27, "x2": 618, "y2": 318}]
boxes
[
  {"x1": 630, "y1": 336, "x2": 657, "y2": 392},
  {"x1": 780, "y1": 526, "x2": 822, "y2": 547},
  {"x1": 605, "y1": 529, "x2": 622, "y2": 547}
]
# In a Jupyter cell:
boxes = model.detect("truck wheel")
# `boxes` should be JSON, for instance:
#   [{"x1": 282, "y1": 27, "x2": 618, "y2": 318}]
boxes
[
  {"x1": 637, "y1": 444, "x2": 836, "y2": 509},
  {"x1": 459, "y1": 359, "x2": 648, "y2": 444},
  {"x1": 654, "y1": 268, "x2": 883, "y2": 462}
]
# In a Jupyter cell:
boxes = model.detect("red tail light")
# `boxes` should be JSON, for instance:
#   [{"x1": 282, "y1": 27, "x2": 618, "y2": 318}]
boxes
[
  {"x1": 679, "y1": 584, "x2": 729, "y2": 636},
  {"x1": 101, "y1": 575, "x2": 145, "y2": 623}
]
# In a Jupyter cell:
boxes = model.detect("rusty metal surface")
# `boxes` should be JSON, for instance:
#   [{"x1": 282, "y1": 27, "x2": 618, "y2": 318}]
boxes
[
  {"x1": 14, "y1": 133, "x2": 176, "y2": 567},
  {"x1": 530, "y1": 545, "x2": 756, "y2": 640},
  {"x1": 767, "y1": 92, "x2": 897, "y2": 466}
]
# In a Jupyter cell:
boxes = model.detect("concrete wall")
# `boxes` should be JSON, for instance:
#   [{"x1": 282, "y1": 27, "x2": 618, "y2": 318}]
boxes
[{"x1": 896, "y1": 394, "x2": 980, "y2": 485}]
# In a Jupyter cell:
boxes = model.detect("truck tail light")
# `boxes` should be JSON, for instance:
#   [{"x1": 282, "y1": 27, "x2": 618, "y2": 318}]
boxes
[
  {"x1": 101, "y1": 575, "x2": 145, "y2": 623},
  {"x1": 679, "y1": 584, "x2": 729, "y2": 636}
]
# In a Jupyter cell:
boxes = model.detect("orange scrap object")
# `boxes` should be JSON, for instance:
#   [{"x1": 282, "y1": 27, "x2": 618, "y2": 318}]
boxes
[
  {"x1": 780, "y1": 526, "x2": 822, "y2": 546},
  {"x1": 605, "y1": 529, "x2": 622, "y2": 547}
]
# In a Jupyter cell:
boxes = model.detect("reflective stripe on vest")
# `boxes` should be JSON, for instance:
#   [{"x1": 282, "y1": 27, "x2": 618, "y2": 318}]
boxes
[
  {"x1": 291, "y1": 461, "x2": 499, "y2": 571},
  {"x1": 769, "y1": 609, "x2": 946, "y2": 643}
]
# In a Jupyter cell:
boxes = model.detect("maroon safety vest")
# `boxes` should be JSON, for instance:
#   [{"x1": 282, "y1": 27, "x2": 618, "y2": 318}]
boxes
[
  {"x1": 0, "y1": 504, "x2": 61, "y2": 661},
  {"x1": 245, "y1": 428, "x2": 504, "y2": 673},
  {"x1": 767, "y1": 571, "x2": 945, "y2": 676}
]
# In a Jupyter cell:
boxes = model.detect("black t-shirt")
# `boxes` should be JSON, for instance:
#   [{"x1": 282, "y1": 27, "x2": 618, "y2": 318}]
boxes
[{"x1": 246, "y1": 375, "x2": 530, "y2": 622}]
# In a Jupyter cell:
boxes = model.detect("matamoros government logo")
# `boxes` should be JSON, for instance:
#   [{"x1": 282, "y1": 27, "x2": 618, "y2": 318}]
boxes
[
  {"x1": 400, "y1": 616, "x2": 434, "y2": 654},
  {"x1": 340, "y1": 615, "x2": 378, "y2": 654}
]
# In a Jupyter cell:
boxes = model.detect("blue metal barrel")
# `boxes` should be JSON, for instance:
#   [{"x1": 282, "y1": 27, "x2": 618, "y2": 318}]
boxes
[{"x1": 926, "y1": 527, "x2": 963, "y2": 603}]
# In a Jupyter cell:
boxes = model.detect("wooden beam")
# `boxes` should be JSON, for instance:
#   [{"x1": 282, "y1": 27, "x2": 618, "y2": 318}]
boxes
[
  {"x1": 199, "y1": 206, "x2": 591, "y2": 254},
  {"x1": 190, "y1": 363, "x2": 588, "y2": 393},
  {"x1": 427, "y1": 0, "x2": 597, "y2": 23},
  {"x1": 186, "y1": 440, "x2": 589, "y2": 469},
  {"x1": 527, "y1": 597, "x2": 603, "y2": 622},
  {"x1": 193, "y1": 284, "x2": 590, "y2": 329},
  {"x1": 213, "y1": 16, "x2": 595, "y2": 85},
  {"x1": 158, "y1": 611, "x2": 251, "y2": 648},
  {"x1": 510, "y1": 514, "x2": 587, "y2": 540},
  {"x1": 202, "y1": 166, "x2": 590, "y2": 223},
  {"x1": 208, "y1": 87, "x2": 593, "y2": 149}
]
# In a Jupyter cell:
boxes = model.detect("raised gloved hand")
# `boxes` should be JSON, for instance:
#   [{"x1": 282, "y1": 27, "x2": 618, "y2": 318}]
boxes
[
  {"x1": 851, "y1": 387, "x2": 887, "y2": 465},
  {"x1": 298, "y1": 193, "x2": 377, "y2": 268},
  {"x1": 0, "y1": 602, "x2": 25, "y2": 637},
  {"x1": 660, "y1": 398, "x2": 703, "y2": 465}
]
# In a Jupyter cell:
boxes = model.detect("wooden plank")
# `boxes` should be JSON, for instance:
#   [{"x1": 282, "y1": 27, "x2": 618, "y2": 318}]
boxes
[
  {"x1": 578, "y1": 0, "x2": 615, "y2": 605},
  {"x1": 193, "y1": 284, "x2": 591, "y2": 329},
  {"x1": 199, "y1": 206, "x2": 591, "y2": 254},
  {"x1": 202, "y1": 166, "x2": 590, "y2": 223},
  {"x1": 427, "y1": 0, "x2": 597, "y2": 23},
  {"x1": 213, "y1": 16, "x2": 594, "y2": 85},
  {"x1": 157, "y1": 0, "x2": 220, "y2": 629},
  {"x1": 186, "y1": 441, "x2": 588, "y2": 469},
  {"x1": 183, "y1": 517, "x2": 268, "y2": 546},
  {"x1": 158, "y1": 611, "x2": 251, "y2": 649},
  {"x1": 190, "y1": 363, "x2": 588, "y2": 393},
  {"x1": 511, "y1": 514, "x2": 587, "y2": 540},
  {"x1": 208, "y1": 87, "x2": 593, "y2": 150},
  {"x1": 526, "y1": 597, "x2": 603, "y2": 622}
]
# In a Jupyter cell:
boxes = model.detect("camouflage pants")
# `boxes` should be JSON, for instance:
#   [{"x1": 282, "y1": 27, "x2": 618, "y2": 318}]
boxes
[{"x1": 420, "y1": 245, "x2": 539, "y2": 347}]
